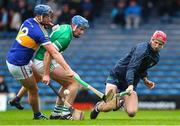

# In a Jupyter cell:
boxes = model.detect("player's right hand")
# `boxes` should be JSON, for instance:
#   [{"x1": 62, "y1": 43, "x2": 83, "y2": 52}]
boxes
[
  {"x1": 42, "y1": 75, "x2": 51, "y2": 85},
  {"x1": 126, "y1": 85, "x2": 134, "y2": 95},
  {"x1": 144, "y1": 79, "x2": 155, "y2": 89},
  {"x1": 66, "y1": 69, "x2": 76, "y2": 77}
]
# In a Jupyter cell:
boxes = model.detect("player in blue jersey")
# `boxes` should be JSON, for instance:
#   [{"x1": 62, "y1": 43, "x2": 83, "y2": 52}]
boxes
[
  {"x1": 6, "y1": 4, "x2": 75, "y2": 120},
  {"x1": 90, "y1": 31, "x2": 167, "y2": 119}
]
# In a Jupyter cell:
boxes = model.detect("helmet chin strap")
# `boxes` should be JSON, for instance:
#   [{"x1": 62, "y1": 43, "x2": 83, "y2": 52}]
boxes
[
  {"x1": 35, "y1": 16, "x2": 43, "y2": 24},
  {"x1": 40, "y1": 15, "x2": 43, "y2": 22}
]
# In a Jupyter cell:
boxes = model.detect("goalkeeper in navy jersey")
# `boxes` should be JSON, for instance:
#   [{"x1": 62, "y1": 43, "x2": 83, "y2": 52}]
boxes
[{"x1": 90, "y1": 30, "x2": 167, "y2": 119}]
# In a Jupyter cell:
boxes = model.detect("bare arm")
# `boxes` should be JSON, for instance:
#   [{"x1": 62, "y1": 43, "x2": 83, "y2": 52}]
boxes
[
  {"x1": 43, "y1": 43, "x2": 74, "y2": 76},
  {"x1": 42, "y1": 51, "x2": 52, "y2": 84},
  {"x1": 44, "y1": 51, "x2": 52, "y2": 76},
  {"x1": 143, "y1": 77, "x2": 155, "y2": 89}
]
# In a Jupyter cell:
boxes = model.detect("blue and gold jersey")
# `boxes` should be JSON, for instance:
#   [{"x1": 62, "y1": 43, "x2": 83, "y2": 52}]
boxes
[{"x1": 7, "y1": 18, "x2": 50, "y2": 66}]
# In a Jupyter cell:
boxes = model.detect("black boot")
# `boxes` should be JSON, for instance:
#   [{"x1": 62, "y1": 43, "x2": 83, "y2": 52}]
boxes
[
  {"x1": 9, "y1": 98, "x2": 24, "y2": 110},
  {"x1": 90, "y1": 102, "x2": 100, "y2": 119}
]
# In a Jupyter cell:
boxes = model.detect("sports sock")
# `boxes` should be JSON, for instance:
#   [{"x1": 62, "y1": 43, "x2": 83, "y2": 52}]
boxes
[
  {"x1": 53, "y1": 105, "x2": 70, "y2": 115},
  {"x1": 15, "y1": 96, "x2": 21, "y2": 102},
  {"x1": 94, "y1": 104, "x2": 100, "y2": 112}
]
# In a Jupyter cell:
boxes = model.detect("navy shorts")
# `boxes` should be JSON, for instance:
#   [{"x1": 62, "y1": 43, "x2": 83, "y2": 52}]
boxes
[{"x1": 105, "y1": 73, "x2": 128, "y2": 92}]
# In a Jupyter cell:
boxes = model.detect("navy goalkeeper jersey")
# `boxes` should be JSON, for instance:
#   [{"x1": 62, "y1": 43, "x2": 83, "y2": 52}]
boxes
[{"x1": 110, "y1": 42, "x2": 159, "y2": 87}]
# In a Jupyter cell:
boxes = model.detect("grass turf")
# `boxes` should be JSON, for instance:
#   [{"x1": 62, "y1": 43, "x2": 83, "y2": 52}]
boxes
[{"x1": 0, "y1": 110, "x2": 180, "y2": 125}]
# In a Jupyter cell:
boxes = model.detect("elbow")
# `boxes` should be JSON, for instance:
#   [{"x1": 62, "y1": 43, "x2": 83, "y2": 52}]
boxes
[
  {"x1": 47, "y1": 48, "x2": 58, "y2": 58},
  {"x1": 44, "y1": 44, "x2": 58, "y2": 56}
]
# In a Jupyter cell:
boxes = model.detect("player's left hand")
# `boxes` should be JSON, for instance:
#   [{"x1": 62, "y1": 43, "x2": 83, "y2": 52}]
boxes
[
  {"x1": 42, "y1": 75, "x2": 51, "y2": 85},
  {"x1": 126, "y1": 85, "x2": 134, "y2": 94},
  {"x1": 144, "y1": 78, "x2": 155, "y2": 89}
]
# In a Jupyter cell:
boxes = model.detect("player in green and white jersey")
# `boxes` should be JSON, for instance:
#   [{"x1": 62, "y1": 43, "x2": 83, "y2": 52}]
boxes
[
  {"x1": 35, "y1": 24, "x2": 73, "y2": 61},
  {"x1": 9, "y1": 15, "x2": 89, "y2": 120}
]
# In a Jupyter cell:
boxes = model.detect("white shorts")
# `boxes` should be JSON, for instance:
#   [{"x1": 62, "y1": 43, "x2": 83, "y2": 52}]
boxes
[
  {"x1": 33, "y1": 59, "x2": 59, "y2": 75},
  {"x1": 6, "y1": 60, "x2": 33, "y2": 80}
]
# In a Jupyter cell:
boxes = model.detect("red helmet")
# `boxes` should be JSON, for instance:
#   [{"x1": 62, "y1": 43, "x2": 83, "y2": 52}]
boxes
[{"x1": 151, "y1": 31, "x2": 167, "y2": 44}]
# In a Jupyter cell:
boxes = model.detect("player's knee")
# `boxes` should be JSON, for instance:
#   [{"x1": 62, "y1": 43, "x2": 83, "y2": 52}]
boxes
[
  {"x1": 28, "y1": 85, "x2": 38, "y2": 93},
  {"x1": 128, "y1": 112, "x2": 136, "y2": 117},
  {"x1": 28, "y1": 89, "x2": 38, "y2": 97},
  {"x1": 71, "y1": 81, "x2": 80, "y2": 89},
  {"x1": 127, "y1": 110, "x2": 136, "y2": 117}
]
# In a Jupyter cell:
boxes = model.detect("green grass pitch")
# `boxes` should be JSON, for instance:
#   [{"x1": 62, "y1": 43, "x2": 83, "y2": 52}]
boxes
[{"x1": 0, "y1": 110, "x2": 180, "y2": 125}]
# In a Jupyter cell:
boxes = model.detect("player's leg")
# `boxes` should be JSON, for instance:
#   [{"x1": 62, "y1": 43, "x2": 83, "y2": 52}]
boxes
[
  {"x1": 31, "y1": 61, "x2": 42, "y2": 82},
  {"x1": 34, "y1": 59, "x2": 80, "y2": 120},
  {"x1": 90, "y1": 71, "x2": 121, "y2": 120},
  {"x1": 55, "y1": 83, "x2": 78, "y2": 105},
  {"x1": 49, "y1": 62, "x2": 78, "y2": 105},
  {"x1": 9, "y1": 61, "x2": 42, "y2": 110},
  {"x1": 9, "y1": 86, "x2": 26, "y2": 110},
  {"x1": 123, "y1": 91, "x2": 138, "y2": 117},
  {"x1": 98, "y1": 83, "x2": 118, "y2": 111},
  {"x1": 97, "y1": 89, "x2": 138, "y2": 118},
  {"x1": 20, "y1": 76, "x2": 39, "y2": 112},
  {"x1": 50, "y1": 64, "x2": 79, "y2": 120},
  {"x1": 6, "y1": 61, "x2": 47, "y2": 119},
  {"x1": 34, "y1": 59, "x2": 79, "y2": 106},
  {"x1": 20, "y1": 75, "x2": 47, "y2": 119},
  {"x1": 90, "y1": 83, "x2": 118, "y2": 119},
  {"x1": 50, "y1": 86, "x2": 74, "y2": 120}
]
